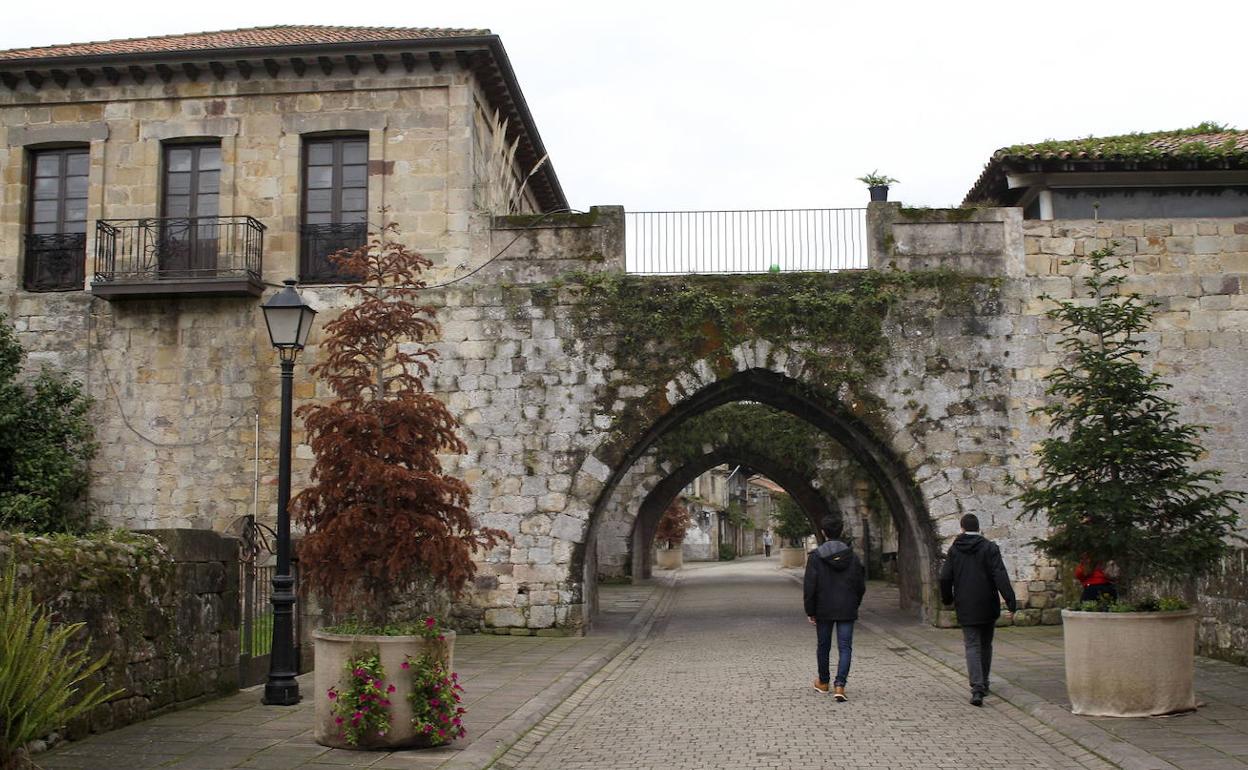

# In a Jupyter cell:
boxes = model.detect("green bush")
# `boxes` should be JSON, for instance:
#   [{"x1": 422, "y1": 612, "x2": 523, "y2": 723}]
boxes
[
  {"x1": 773, "y1": 495, "x2": 813, "y2": 548},
  {"x1": 0, "y1": 564, "x2": 118, "y2": 769},
  {"x1": 718, "y1": 542, "x2": 736, "y2": 561},
  {"x1": 0, "y1": 315, "x2": 95, "y2": 534}
]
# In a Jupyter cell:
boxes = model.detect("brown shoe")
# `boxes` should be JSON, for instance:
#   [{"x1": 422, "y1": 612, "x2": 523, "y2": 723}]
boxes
[
  {"x1": 833, "y1": 685, "x2": 847, "y2": 702},
  {"x1": 813, "y1": 679, "x2": 829, "y2": 694}
]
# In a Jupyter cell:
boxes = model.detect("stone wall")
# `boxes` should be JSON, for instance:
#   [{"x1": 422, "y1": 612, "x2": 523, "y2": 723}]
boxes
[{"x1": 0, "y1": 529, "x2": 240, "y2": 735}]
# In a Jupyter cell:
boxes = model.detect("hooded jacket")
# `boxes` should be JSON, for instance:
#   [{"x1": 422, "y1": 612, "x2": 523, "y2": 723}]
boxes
[
  {"x1": 939, "y1": 533, "x2": 1017, "y2": 626},
  {"x1": 803, "y1": 540, "x2": 866, "y2": 621}
]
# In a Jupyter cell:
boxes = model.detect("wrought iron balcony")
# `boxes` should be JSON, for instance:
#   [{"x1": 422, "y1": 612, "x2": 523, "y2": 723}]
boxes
[
  {"x1": 299, "y1": 223, "x2": 368, "y2": 284},
  {"x1": 92, "y1": 216, "x2": 265, "y2": 299},
  {"x1": 24, "y1": 233, "x2": 86, "y2": 292}
]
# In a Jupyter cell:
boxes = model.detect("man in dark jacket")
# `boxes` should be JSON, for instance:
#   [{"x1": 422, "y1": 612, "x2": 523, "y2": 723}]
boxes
[
  {"x1": 939, "y1": 513, "x2": 1017, "y2": 707},
  {"x1": 803, "y1": 515, "x2": 866, "y2": 702}
]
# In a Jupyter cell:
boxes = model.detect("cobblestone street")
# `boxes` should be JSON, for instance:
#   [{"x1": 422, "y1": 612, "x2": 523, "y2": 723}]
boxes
[{"x1": 498, "y1": 558, "x2": 1113, "y2": 770}]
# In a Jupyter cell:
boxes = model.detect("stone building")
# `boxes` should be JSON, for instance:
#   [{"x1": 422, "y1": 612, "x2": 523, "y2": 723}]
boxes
[
  {"x1": 4, "y1": 31, "x2": 1248, "y2": 661},
  {"x1": 0, "y1": 25, "x2": 565, "y2": 530}
]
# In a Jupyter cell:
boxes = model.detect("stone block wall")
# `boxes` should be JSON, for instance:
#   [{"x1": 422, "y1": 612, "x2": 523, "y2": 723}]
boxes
[{"x1": 0, "y1": 529, "x2": 241, "y2": 735}]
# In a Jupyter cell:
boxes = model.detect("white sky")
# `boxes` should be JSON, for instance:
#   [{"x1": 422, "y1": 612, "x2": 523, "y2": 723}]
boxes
[{"x1": 6, "y1": 0, "x2": 1247, "y2": 213}]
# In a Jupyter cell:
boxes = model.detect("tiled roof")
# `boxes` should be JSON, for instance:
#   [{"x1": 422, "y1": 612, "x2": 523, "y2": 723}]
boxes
[
  {"x1": 0, "y1": 25, "x2": 489, "y2": 61},
  {"x1": 964, "y1": 124, "x2": 1248, "y2": 204}
]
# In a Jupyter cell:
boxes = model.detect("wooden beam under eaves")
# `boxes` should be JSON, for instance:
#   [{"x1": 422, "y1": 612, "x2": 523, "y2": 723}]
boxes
[
  {"x1": 0, "y1": 72, "x2": 18, "y2": 90},
  {"x1": 182, "y1": 62, "x2": 200, "y2": 81},
  {"x1": 290, "y1": 57, "x2": 307, "y2": 76},
  {"x1": 75, "y1": 68, "x2": 95, "y2": 86},
  {"x1": 317, "y1": 56, "x2": 333, "y2": 75},
  {"x1": 24, "y1": 70, "x2": 44, "y2": 89},
  {"x1": 155, "y1": 63, "x2": 174, "y2": 83},
  {"x1": 102, "y1": 66, "x2": 120, "y2": 85},
  {"x1": 372, "y1": 54, "x2": 388, "y2": 73},
  {"x1": 344, "y1": 55, "x2": 360, "y2": 74},
  {"x1": 209, "y1": 61, "x2": 226, "y2": 81},
  {"x1": 263, "y1": 59, "x2": 280, "y2": 78},
  {"x1": 50, "y1": 69, "x2": 70, "y2": 87},
  {"x1": 429, "y1": 51, "x2": 443, "y2": 71},
  {"x1": 400, "y1": 52, "x2": 417, "y2": 72},
  {"x1": 454, "y1": 51, "x2": 470, "y2": 70},
  {"x1": 236, "y1": 60, "x2": 252, "y2": 80}
]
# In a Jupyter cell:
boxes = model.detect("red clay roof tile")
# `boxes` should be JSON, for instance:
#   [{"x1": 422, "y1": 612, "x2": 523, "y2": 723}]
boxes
[{"x1": 0, "y1": 25, "x2": 489, "y2": 61}]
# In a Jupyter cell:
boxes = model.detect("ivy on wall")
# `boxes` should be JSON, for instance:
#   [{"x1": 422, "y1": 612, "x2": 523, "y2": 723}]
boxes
[
  {"x1": 556, "y1": 269, "x2": 993, "y2": 426},
  {"x1": 655, "y1": 402, "x2": 826, "y2": 478}
]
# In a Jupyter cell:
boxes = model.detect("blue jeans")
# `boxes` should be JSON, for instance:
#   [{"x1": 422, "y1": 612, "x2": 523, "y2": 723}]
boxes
[{"x1": 816, "y1": 620, "x2": 854, "y2": 686}]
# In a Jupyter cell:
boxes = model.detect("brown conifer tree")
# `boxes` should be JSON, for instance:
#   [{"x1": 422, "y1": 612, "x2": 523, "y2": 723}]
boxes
[
  {"x1": 292, "y1": 220, "x2": 506, "y2": 625},
  {"x1": 655, "y1": 499, "x2": 692, "y2": 550}
]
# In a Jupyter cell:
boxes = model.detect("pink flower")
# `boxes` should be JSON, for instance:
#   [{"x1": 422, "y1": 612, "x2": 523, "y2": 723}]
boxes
[
  {"x1": 430, "y1": 698, "x2": 440, "y2": 707},
  {"x1": 452, "y1": 718, "x2": 462, "y2": 726},
  {"x1": 387, "y1": 684, "x2": 396, "y2": 693},
  {"x1": 335, "y1": 716, "x2": 344, "y2": 725},
  {"x1": 437, "y1": 634, "x2": 446, "y2": 641},
  {"x1": 353, "y1": 668, "x2": 366, "y2": 678},
  {"x1": 422, "y1": 725, "x2": 434, "y2": 734},
  {"x1": 437, "y1": 729, "x2": 447, "y2": 739},
  {"x1": 424, "y1": 617, "x2": 436, "y2": 628},
  {"x1": 400, "y1": 661, "x2": 410, "y2": 670},
  {"x1": 380, "y1": 699, "x2": 391, "y2": 707},
  {"x1": 326, "y1": 689, "x2": 337, "y2": 700}
]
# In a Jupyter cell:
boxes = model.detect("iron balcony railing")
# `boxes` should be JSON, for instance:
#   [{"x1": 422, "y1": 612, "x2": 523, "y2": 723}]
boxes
[
  {"x1": 625, "y1": 208, "x2": 868, "y2": 275},
  {"x1": 24, "y1": 232, "x2": 86, "y2": 292},
  {"x1": 299, "y1": 223, "x2": 368, "y2": 283},
  {"x1": 94, "y1": 216, "x2": 265, "y2": 284}
]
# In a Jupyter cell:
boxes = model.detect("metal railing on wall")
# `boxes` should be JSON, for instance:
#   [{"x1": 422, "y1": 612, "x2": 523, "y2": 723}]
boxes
[{"x1": 625, "y1": 208, "x2": 868, "y2": 275}]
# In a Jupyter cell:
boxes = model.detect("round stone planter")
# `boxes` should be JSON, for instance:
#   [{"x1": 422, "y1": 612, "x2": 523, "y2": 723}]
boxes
[
  {"x1": 313, "y1": 629, "x2": 456, "y2": 750},
  {"x1": 1062, "y1": 609, "x2": 1197, "y2": 717},
  {"x1": 655, "y1": 548, "x2": 683, "y2": 570},
  {"x1": 779, "y1": 547, "x2": 806, "y2": 568}
]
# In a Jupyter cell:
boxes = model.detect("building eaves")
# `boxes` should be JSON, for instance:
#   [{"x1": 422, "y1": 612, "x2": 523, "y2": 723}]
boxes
[
  {"x1": 0, "y1": 26, "x2": 568, "y2": 212},
  {"x1": 963, "y1": 123, "x2": 1248, "y2": 205}
]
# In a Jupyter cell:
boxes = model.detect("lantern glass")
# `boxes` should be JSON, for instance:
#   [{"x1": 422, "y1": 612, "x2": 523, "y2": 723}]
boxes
[{"x1": 262, "y1": 280, "x2": 317, "y2": 350}]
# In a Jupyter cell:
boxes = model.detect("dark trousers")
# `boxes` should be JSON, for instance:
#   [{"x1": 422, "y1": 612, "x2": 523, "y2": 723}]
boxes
[
  {"x1": 961, "y1": 623, "x2": 995, "y2": 695},
  {"x1": 816, "y1": 620, "x2": 854, "y2": 687},
  {"x1": 764, "y1": 544, "x2": 771, "y2": 557}
]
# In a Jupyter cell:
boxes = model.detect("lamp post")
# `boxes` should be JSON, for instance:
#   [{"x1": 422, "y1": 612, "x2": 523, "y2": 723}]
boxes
[{"x1": 260, "y1": 279, "x2": 317, "y2": 706}]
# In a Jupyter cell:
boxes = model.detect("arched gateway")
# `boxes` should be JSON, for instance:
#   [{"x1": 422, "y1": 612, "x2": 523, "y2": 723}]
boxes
[{"x1": 420, "y1": 206, "x2": 1043, "y2": 632}]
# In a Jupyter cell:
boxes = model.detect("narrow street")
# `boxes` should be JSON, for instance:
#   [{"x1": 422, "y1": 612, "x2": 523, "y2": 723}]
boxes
[{"x1": 496, "y1": 558, "x2": 1113, "y2": 770}]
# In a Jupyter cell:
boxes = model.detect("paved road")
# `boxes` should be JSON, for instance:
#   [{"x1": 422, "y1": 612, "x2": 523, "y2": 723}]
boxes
[{"x1": 497, "y1": 558, "x2": 1114, "y2": 770}]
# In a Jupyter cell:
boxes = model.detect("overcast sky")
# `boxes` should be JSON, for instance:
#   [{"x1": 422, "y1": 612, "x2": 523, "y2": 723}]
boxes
[{"x1": 5, "y1": 1, "x2": 1247, "y2": 213}]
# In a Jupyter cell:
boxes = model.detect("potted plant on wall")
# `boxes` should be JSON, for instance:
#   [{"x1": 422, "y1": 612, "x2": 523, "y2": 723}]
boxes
[
  {"x1": 1013, "y1": 244, "x2": 1243, "y2": 717},
  {"x1": 773, "y1": 495, "x2": 814, "y2": 568},
  {"x1": 654, "y1": 498, "x2": 691, "y2": 570},
  {"x1": 293, "y1": 219, "x2": 507, "y2": 749},
  {"x1": 857, "y1": 170, "x2": 898, "y2": 202}
]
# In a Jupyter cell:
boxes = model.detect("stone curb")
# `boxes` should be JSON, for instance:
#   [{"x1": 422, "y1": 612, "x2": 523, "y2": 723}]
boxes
[{"x1": 438, "y1": 578, "x2": 674, "y2": 770}]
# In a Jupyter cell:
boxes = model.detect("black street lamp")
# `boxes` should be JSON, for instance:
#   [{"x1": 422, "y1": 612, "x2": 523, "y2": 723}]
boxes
[{"x1": 260, "y1": 279, "x2": 316, "y2": 706}]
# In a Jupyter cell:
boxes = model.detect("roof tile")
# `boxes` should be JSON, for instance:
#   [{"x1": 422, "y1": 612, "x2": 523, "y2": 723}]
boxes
[{"x1": 0, "y1": 25, "x2": 489, "y2": 61}]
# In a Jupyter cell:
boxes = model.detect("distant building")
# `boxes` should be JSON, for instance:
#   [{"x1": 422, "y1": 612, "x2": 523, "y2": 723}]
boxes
[{"x1": 964, "y1": 123, "x2": 1248, "y2": 220}]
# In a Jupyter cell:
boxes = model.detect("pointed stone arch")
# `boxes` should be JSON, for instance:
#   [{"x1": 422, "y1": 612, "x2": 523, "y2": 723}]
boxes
[
  {"x1": 576, "y1": 367, "x2": 937, "y2": 620},
  {"x1": 628, "y1": 446, "x2": 836, "y2": 580}
]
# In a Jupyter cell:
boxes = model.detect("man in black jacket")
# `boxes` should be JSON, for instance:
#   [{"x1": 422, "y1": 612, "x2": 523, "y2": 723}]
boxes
[
  {"x1": 939, "y1": 513, "x2": 1017, "y2": 707},
  {"x1": 803, "y1": 515, "x2": 866, "y2": 702}
]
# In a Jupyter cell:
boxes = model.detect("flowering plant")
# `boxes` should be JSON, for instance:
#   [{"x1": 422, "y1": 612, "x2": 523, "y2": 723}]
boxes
[
  {"x1": 326, "y1": 651, "x2": 395, "y2": 745},
  {"x1": 405, "y1": 653, "x2": 466, "y2": 745}
]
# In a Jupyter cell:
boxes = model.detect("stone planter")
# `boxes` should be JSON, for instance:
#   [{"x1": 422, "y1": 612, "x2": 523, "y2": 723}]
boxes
[
  {"x1": 780, "y1": 547, "x2": 806, "y2": 568},
  {"x1": 1062, "y1": 609, "x2": 1197, "y2": 717},
  {"x1": 655, "y1": 548, "x2": 683, "y2": 570},
  {"x1": 313, "y1": 629, "x2": 456, "y2": 749}
]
